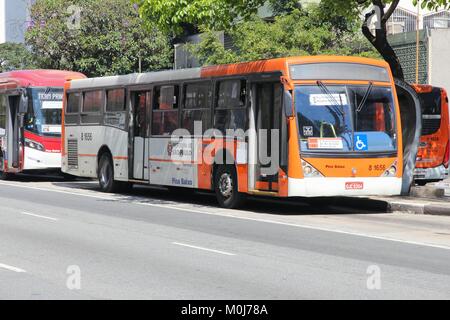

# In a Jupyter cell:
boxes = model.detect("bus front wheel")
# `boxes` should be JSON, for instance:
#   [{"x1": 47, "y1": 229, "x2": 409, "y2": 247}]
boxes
[
  {"x1": 0, "y1": 154, "x2": 11, "y2": 180},
  {"x1": 214, "y1": 165, "x2": 245, "y2": 209}
]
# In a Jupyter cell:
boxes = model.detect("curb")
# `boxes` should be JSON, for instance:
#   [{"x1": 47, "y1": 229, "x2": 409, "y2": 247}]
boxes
[
  {"x1": 385, "y1": 199, "x2": 450, "y2": 216},
  {"x1": 423, "y1": 204, "x2": 450, "y2": 216},
  {"x1": 345, "y1": 196, "x2": 450, "y2": 216}
]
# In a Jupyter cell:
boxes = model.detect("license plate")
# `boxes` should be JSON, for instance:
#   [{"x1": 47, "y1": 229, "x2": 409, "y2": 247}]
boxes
[{"x1": 345, "y1": 182, "x2": 364, "y2": 190}]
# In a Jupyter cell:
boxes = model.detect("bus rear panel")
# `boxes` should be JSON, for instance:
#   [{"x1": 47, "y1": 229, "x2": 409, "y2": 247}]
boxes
[{"x1": 413, "y1": 85, "x2": 450, "y2": 183}]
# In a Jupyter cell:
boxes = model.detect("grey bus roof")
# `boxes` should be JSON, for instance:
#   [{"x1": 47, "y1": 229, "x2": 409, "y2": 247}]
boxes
[{"x1": 69, "y1": 68, "x2": 202, "y2": 90}]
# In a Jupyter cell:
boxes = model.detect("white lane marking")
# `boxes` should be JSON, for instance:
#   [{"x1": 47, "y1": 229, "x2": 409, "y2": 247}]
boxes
[
  {"x1": 172, "y1": 242, "x2": 236, "y2": 256},
  {"x1": 0, "y1": 181, "x2": 113, "y2": 200},
  {"x1": 0, "y1": 263, "x2": 26, "y2": 273},
  {"x1": 1, "y1": 180, "x2": 450, "y2": 251},
  {"x1": 20, "y1": 211, "x2": 59, "y2": 221}
]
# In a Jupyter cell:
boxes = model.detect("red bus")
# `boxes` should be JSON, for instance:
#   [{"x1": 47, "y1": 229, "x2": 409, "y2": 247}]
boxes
[
  {"x1": 413, "y1": 84, "x2": 450, "y2": 184},
  {"x1": 0, "y1": 70, "x2": 85, "y2": 179}
]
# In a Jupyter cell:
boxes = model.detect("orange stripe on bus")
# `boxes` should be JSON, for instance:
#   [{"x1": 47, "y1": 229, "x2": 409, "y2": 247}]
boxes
[
  {"x1": 288, "y1": 117, "x2": 303, "y2": 179},
  {"x1": 78, "y1": 154, "x2": 97, "y2": 157},
  {"x1": 148, "y1": 158, "x2": 196, "y2": 164}
]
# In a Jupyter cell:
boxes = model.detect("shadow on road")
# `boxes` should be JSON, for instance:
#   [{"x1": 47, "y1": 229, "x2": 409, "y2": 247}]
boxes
[{"x1": 8, "y1": 173, "x2": 388, "y2": 215}]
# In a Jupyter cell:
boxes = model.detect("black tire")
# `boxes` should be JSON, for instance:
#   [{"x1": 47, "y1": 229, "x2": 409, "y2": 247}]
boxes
[
  {"x1": 415, "y1": 180, "x2": 427, "y2": 186},
  {"x1": 98, "y1": 153, "x2": 121, "y2": 193},
  {"x1": 0, "y1": 154, "x2": 11, "y2": 180},
  {"x1": 214, "y1": 165, "x2": 245, "y2": 209}
]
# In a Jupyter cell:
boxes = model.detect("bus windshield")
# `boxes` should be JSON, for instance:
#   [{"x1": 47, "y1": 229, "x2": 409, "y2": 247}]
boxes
[
  {"x1": 418, "y1": 88, "x2": 442, "y2": 136},
  {"x1": 295, "y1": 84, "x2": 397, "y2": 153},
  {"x1": 25, "y1": 88, "x2": 64, "y2": 137}
]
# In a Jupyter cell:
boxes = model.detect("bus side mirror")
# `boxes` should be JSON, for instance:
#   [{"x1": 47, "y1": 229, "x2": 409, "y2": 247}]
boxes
[
  {"x1": 284, "y1": 90, "x2": 294, "y2": 117},
  {"x1": 19, "y1": 92, "x2": 28, "y2": 113}
]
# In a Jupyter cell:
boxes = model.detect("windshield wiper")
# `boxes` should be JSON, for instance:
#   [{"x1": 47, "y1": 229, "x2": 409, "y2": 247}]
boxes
[
  {"x1": 316, "y1": 81, "x2": 344, "y2": 116},
  {"x1": 356, "y1": 82, "x2": 373, "y2": 113}
]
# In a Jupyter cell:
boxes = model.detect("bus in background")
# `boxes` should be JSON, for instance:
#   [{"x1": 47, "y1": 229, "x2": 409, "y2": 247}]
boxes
[
  {"x1": 413, "y1": 84, "x2": 450, "y2": 185},
  {"x1": 62, "y1": 56, "x2": 403, "y2": 208},
  {"x1": 0, "y1": 70, "x2": 86, "y2": 179}
]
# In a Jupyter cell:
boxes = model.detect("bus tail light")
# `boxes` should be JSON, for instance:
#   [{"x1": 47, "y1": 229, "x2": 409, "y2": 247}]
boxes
[
  {"x1": 444, "y1": 142, "x2": 449, "y2": 169},
  {"x1": 301, "y1": 160, "x2": 324, "y2": 178}
]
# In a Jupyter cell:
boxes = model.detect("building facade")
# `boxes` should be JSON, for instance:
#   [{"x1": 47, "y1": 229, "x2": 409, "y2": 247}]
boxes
[{"x1": 385, "y1": 1, "x2": 450, "y2": 91}]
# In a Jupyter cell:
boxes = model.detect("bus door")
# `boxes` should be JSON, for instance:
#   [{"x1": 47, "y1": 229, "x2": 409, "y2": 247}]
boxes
[
  {"x1": 130, "y1": 90, "x2": 151, "y2": 181},
  {"x1": 7, "y1": 94, "x2": 26, "y2": 170},
  {"x1": 249, "y1": 78, "x2": 283, "y2": 192}
]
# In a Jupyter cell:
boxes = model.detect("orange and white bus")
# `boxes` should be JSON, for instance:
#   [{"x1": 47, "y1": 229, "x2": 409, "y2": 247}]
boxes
[
  {"x1": 413, "y1": 84, "x2": 449, "y2": 184},
  {"x1": 62, "y1": 56, "x2": 403, "y2": 208},
  {"x1": 0, "y1": 70, "x2": 85, "y2": 179}
]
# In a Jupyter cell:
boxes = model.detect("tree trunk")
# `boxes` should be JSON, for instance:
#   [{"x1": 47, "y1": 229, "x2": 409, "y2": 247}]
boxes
[{"x1": 362, "y1": 0, "x2": 404, "y2": 80}]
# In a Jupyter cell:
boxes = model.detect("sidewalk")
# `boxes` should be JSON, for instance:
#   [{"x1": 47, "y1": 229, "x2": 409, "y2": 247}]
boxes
[
  {"x1": 370, "y1": 196, "x2": 450, "y2": 215},
  {"x1": 368, "y1": 180, "x2": 450, "y2": 216}
]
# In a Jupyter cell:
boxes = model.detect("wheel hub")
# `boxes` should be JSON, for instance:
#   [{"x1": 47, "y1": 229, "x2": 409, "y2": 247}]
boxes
[{"x1": 218, "y1": 173, "x2": 233, "y2": 198}]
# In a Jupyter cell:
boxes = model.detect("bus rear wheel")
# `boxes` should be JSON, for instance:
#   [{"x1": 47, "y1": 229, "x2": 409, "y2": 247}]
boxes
[
  {"x1": 98, "y1": 154, "x2": 133, "y2": 193},
  {"x1": 98, "y1": 154, "x2": 120, "y2": 193},
  {"x1": 214, "y1": 165, "x2": 245, "y2": 209}
]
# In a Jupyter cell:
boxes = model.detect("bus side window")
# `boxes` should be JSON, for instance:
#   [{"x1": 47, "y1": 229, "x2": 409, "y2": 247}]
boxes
[
  {"x1": 106, "y1": 89, "x2": 125, "y2": 112},
  {"x1": 152, "y1": 85, "x2": 179, "y2": 136},
  {"x1": 0, "y1": 94, "x2": 6, "y2": 136},
  {"x1": 182, "y1": 82, "x2": 212, "y2": 134},
  {"x1": 83, "y1": 90, "x2": 103, "y2": 114},
  {"x1": 214, "y1": 79, "x2": 247, "y2": 133},
  {"x1": 67, "y1": 92, "x2": 81, "y2": 114},
  {"x1": 134, "y1": 92, "x2": 147, "y2": 138}
]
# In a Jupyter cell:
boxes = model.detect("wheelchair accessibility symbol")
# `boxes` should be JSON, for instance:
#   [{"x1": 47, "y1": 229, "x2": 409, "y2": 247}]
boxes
[{"x1": 355, "y1": 135, "x2": 368, "y2": 151}]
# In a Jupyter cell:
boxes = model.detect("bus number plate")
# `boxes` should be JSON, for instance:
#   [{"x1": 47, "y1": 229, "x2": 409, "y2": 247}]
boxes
[
  {"x1": 345, "y1": 182, "x2": 364, "y2": 190},
  {"x1": 81, "y1": 133, "x2": 93, "y2": 141}
]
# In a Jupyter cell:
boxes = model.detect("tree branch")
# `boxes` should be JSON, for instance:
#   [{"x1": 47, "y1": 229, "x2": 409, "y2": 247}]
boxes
[
  {"x1": 382, "y1": 0, "x2": 400, "y2": 24},
  {"x1": 362, "y1": 10, "x2": 376, "y2": 43}
]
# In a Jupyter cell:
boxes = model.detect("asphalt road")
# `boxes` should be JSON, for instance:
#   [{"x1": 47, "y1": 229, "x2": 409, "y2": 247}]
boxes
[{"x1": 0, "y1": 176, "x2": 450, "y2": 299}]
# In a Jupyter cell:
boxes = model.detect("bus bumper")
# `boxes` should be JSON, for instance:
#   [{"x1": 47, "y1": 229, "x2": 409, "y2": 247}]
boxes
[
  {"x1": 287, "y1": 177, "x2": 403, "y2": 197},
  {"x1": 414, "y1": 165, "x2": 449, "y2": 182},
  {"x1": 23, "y1": 147, "x2": 61, "y2": 170}
]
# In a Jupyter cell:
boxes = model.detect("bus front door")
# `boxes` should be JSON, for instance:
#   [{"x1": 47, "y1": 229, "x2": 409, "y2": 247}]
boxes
[
  {"x1": 7, "y1": 95, "x2": 24, "y2": 170},
  {"x1": 130, "y1": 90, "x2": 151, "y2": 181},
  {"x1": 250, "y1": 81, "x2": 283, "y2": 192}
]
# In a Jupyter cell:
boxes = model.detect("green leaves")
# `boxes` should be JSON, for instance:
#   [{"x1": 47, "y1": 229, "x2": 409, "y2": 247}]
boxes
[
  {"x1": 137, "y1": 0, "x2": 265, "y2": 34},
  {"x1": 0, "y1": 43, "x2": 37, "y2": 72},
  {"x1": 411, "y1": 0, "x2": 450, "y2": 10},
  {"x1": 26, "y1": 0, "x2": 172, "y2": 77},
  {"x1": 188, "y1": 6, "x2": 379, "y2": 66}
]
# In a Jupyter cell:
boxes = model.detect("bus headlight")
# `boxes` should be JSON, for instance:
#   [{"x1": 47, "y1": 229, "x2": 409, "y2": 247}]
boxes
[
  {"x1": 382, "y1": 165, "x2": 397, "y2": 177},
  {"x1": 25, "y1": 139, "x2": 45, "y2": 152},
  {"x1": 301, "y1": 160, "x2": 324, "y2": 178}
]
